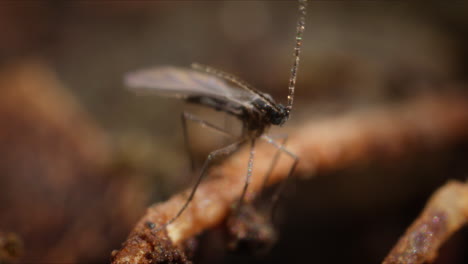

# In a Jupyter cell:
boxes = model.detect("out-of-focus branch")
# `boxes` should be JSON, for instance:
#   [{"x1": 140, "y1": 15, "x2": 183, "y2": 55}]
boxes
[
  {"x1": 382, "y1": 181, "x2": 468, "y2": 264},
  {"x1": 0, "y1": 232, "x2": 23, "y2": 264},
  {"x1": 0, "y1": 60, "x2": 148, "y2": 263},
  {"x1": 112, "y1": 94, "x2": 468, "y2": 264}
]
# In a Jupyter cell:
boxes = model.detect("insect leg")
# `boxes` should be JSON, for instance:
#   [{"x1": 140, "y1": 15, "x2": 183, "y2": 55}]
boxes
[
  {"x1": 261, "y1": 135, "x2": 299, "y2": 222},
  {"x1": 235, "y1": 138, "x2": 257, "y2": 212},
  {"x1": 181, "y1": 111, "x2": 235, "y2": 171},
  {"x1": 260, "y1": 134, "x2": 289, "y2": 196},
  {"x1": 159, "y1": 139, "x2": 245, "y2": 231}
]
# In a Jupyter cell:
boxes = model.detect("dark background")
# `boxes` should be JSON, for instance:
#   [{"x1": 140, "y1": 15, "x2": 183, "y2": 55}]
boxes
[{"x1": 1, "y1": 1, "x2": 468, "y2": 263}]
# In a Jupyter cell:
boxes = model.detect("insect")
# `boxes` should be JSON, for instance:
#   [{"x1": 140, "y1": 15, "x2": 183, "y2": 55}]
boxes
[{"x1": 125, "y1": 0, "x2": 307, "y2": 232}]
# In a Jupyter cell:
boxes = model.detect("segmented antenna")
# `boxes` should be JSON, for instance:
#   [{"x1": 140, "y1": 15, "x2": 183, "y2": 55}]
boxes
[{"x1": 286, "y1": 0, "x2": 307, "y2": 113}]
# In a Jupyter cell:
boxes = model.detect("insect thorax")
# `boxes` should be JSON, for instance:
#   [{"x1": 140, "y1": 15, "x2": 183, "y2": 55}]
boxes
[
  {"x1": 239, "y1": 99, "x2": 288, "y2": 138},
  {"x1": 252, "y1": 98, "x2": 288, "y2": 124}
]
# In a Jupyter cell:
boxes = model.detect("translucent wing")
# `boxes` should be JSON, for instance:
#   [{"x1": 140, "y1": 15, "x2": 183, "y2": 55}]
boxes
[{"x1": 125, "y1": 66, "x2": 256, "y2": 108}]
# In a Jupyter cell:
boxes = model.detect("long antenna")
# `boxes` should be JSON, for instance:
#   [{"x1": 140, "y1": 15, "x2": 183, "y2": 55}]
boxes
[{"x1": 286, "y1": 0, "x2": 307, "y2": 113}]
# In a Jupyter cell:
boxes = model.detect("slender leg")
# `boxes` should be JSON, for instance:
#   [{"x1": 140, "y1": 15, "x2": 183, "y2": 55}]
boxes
[
  {"x1": 236, "y1": 138, "x2": 256, "y2": 211},
  {"x1": 157, "y1": 139, "x2": 245, "y2": 231},
  {"x1": 260, "y1": 135, "x2": 289, "y2": 196},
  {"x1": 261, "y1": 135, "x2": 299, "y2": 221},
  {"x1": 181, "y1": 111, "x2": 234, "y2": 172}
]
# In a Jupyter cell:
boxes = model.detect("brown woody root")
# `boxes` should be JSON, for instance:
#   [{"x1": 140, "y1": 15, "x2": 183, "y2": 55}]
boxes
[
  {"x1": 382, "y1": 180, "x2": 468, "y2": 264},
  {"x1": 112, "y1": 94, "x2": 468, "y2": 264}
]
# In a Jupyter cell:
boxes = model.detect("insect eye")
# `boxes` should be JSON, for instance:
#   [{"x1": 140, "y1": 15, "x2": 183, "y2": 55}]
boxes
[
  {"x1": 270, "y1": 112, "x2": 285, "y2": 125},
  {"x1": 270, "y1": 105, "x2": 288, "y2": 125}
]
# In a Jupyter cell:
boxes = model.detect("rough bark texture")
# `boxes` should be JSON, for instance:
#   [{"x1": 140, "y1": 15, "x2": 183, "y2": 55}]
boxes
[
  {"x1": 383, "y1": 181, "x2": 468, "y2": 264},
  {"x1": 112, "y1": 94, "x2": 468, "y2": 264}
]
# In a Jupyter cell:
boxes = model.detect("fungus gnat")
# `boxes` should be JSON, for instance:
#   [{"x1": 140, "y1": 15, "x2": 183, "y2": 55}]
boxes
[{"x1": 125, "y1": 0, "x2": 307, "y2": 232}]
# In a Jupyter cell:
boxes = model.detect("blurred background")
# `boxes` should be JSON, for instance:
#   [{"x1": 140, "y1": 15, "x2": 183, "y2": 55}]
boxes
[{"x1": 0, "y1": 1, "x2": 468, "y2": 263}]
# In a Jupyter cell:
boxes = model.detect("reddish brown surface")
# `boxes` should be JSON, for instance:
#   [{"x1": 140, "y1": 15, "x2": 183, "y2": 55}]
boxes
[
  {"x1": 0, "y1": 232, "x2": 23, "y2": 263},
  {"x1": 110, "y1": 228, "x2": 191, "y2": 264},
  {"x1": 0, "y1": 60, "x2": 148, "y2": 263},
  {"x1": 383, "y1": 181, "x2": 468, "y2": 264},
  {"x1": 112, "y1": 94, "x2": 468, "y2": 264}
]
